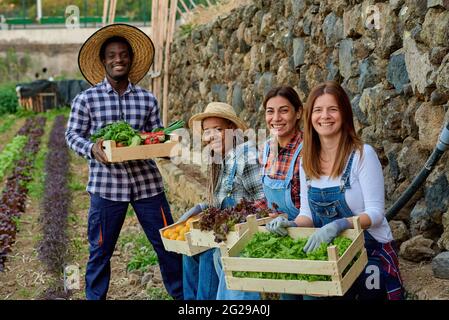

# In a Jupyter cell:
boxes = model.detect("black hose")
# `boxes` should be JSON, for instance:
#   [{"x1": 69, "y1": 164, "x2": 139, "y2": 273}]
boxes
[{"x1": 386, "y1": 122, "x2": 449, "y2": 221}]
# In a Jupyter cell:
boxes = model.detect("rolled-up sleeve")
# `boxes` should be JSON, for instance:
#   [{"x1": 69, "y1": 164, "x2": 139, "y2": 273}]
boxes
[{"x1": 65, "y1": 93, "x2": 94, "y2": 159}]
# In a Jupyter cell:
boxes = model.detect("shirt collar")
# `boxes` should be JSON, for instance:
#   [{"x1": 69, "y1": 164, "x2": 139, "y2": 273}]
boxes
[
  {"x1": 271, "y1": 130, "x2": 303, "y2": 152},
  {"x1": 102, "y1": 77, "x2": 135, "y2": 94}
]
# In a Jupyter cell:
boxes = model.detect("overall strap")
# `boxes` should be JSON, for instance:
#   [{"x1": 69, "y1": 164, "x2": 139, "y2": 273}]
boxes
[
  {"x1": 224, "y1": 144, "x2": 249, "y2": 195},
  {"x1": 340, "y1": 150, "x2": 356, "y2": 191},
  {"x1": 285, "y1": 142, "x2": 302, "y2": 183},
  {"x1": 261, "y1": 141, "x2": 270, "y2": 176}
]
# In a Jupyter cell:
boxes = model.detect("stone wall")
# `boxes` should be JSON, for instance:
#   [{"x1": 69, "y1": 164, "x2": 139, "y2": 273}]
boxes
[
  {"x1": 167, "y1": 0, "x2": 449, "y2": 262},
  {"x1": 156, "y1": 159, "x2": 207, "y2": 219}
]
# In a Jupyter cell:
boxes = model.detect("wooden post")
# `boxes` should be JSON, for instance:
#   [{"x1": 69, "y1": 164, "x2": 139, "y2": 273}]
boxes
[
  {"x1": 154, "y1": 0, "x2": 168, "y2": 106},
  {"x1": 109, "y1": 0, "x2": 117, "y2": 24},
  {"x1": 149, "y1": 0, "x2": 158, "y2": 92},
  {"x1": 177, "y1": 7, "x2": 187, "y2": 20},
  {"x1": 102, "y1": 0, "x2": 109, "y2": 25},
  {"x1": 188, "y1": 0, "x2": 197, "y2": 8},
  {"x1": 179, "y1": 0, "x2": 190, "y2": 13},
  {"x1": 162, "y1": 0, "x2": 178, "y2": 126}
]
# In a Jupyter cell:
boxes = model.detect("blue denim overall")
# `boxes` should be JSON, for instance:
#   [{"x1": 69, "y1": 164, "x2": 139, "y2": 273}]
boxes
[
  {"x1": 261, "y1": 141, "x2": 302, "y2": 221},
  {"x1": 306, "y1": 151, "x2": 402, "y2": 300},
  {"x1": 212, "y1": 145, "x2": 261, "y2": 300},
  {"x1": 262, "y1": 140, "x2": 303, "y2": 300}
]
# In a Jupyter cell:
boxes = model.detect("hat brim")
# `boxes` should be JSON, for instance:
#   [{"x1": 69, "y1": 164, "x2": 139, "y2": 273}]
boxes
[
  {"x1": 189, "y1": 112, "x2": 249, "y2": 131},
  {"x1": 78, "y1": 23, "x2": 154, "y2": 86}
]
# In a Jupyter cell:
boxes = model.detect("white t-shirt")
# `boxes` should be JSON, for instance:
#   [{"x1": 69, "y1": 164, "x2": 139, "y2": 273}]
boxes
[{"x1": 298, "y1": 144, "x2": 393, "y2": 243}]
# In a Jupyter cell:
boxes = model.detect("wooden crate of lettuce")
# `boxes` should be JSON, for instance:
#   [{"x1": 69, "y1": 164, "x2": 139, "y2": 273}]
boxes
[
  {"x1": 159, "y1": 216, "x2": 210, "y2": 256},
  {"x1": 90, "y1": 120, "x2": 184, "y2": 162},
  {"x1": 189, "y1": 199, "x2": 274, "y2": 250},
  {"x1": 220, "y1": 215, "x2": 368, "y2": 296}
]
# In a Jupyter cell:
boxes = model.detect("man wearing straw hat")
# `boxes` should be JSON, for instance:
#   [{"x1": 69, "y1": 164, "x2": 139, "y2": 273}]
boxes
[{"x1": 65, "y1": 24, "x2": 182, "y2": 300}]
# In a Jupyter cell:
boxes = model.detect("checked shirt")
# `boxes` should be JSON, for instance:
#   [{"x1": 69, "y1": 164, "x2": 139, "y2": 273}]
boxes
[{"x1": 65, "y1": 78, "x2": 164, "y2": 202}]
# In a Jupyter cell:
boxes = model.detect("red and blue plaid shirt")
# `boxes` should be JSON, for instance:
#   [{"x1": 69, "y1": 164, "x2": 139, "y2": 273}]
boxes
[{"x1": 254, "y1": 131, "x2": 303, "y2": 210}]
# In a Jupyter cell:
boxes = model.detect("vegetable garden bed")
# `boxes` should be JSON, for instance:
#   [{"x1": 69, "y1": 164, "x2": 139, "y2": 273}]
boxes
[{"x1": 0, "y1": 117, "x2": 46, "y2": 271}]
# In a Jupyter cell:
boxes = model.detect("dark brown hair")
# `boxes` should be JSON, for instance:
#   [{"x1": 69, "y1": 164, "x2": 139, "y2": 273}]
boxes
[
  {"x1": 302, "y1": 81, "x2": 363, "y2": 179},
  {"x1": 263, "y1": 86, "x2": 303, "y2": 128}
]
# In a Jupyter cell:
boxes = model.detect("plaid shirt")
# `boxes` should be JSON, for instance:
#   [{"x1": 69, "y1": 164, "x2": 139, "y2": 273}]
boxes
[
  {"x1": 65, "y1": 78, "x2": 164, "y2": 202},
  {"x1": 260, "y1": 131, "x2": 303, "y2": 209},
  {"x1": 213, "y1": 141, "x2": 265, "y2": 209}
]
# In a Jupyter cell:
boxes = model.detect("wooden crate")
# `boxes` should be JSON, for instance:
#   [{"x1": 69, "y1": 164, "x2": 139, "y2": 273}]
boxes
[
  {"x1": 189, "y1": 216, "x2": 273, "y2": 250},
  {"x1": 221, "y1": 215, "x2": 368, "y2": 296},
  {"x1": 102, "y1": 135, "x2": 179, "y2": 162},
  {"x1": 159, "y1": 218, "x2": 209, "y2": 256}
]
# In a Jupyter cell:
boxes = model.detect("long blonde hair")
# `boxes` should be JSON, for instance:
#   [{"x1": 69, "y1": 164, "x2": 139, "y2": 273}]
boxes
[{"x1": 302, "y1": 81, "x2": 363, "y2": 179}]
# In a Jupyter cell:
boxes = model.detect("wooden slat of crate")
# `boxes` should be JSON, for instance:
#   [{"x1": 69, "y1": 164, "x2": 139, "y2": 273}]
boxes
[
  {"x1": 159, "y1": 221, "x2": 209, "y2": 256},
  {"x1": 102, "y1": 140, "x2": 178, "y2": 162},
  {"x1": 221, "y1": 215, "x2": 367, "y2": 296},
  {"x1": 222, "y1": 257, "x2": 338, "y2": 275},
  {"x1": 341, "y1": 247, "x2": 368, "y2": 294},
  {"x1": 337, "y1": 231, "x2": 365, "y2": 271},
  {"x1": 225, "y1": 277, "x2": 344, "y2": 296},
  {"x1": 189, "y1": 217, "x2": 273, "y2": 249}
]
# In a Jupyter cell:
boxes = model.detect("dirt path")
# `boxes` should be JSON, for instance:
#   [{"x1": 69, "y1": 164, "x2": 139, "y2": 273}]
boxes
[{"x1": 400, "y1": 258, "x2": 449, "y2": 300}]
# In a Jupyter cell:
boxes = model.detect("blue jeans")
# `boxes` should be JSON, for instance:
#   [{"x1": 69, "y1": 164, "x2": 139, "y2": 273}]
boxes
[
  {"x1": 85, "y1": 192, "x2": 183, "y2": 300},
  {"x1": 183, "y1": 249, "x2": 219, "y2": 300},
  {"x1": 213, "y1": 248, "x2": 260, "y2": 300}
]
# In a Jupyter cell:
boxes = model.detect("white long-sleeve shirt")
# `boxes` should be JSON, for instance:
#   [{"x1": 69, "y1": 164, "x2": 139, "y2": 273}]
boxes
[{"x1": 298, "y1": 144, "x2": 393, "y2": 243}]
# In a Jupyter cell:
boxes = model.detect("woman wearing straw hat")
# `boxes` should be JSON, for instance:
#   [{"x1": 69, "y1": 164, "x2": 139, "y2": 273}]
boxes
[
  {"x1": 65, "y1": 24, "x2": 182, "y2": 300},
  {"x1": 179, "y1": 102, "x2": 265, "y2": 300}
]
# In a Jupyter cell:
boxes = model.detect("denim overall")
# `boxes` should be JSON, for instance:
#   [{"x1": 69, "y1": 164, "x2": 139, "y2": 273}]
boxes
[
  {"x1": 262, "y1": 141, "x2": 302, "y2": 220},
  {"x1": 306, "y1": 151, "x2": 403, "y2": 300},
  {"x1": 213, "y1": 145, "x2": 261, "y2": 300},
  {"x1": 261, "y1": 140, "x2": 303, "y2": 300}
]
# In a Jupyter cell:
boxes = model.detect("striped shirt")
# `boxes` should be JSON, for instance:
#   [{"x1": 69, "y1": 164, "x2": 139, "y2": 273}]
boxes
[
  {"x1": 65, "y1": 78, "x2": 164, "y2": 202},
  {"x1": 260, "y1": 131, "x2": 303, "y2": 209}
]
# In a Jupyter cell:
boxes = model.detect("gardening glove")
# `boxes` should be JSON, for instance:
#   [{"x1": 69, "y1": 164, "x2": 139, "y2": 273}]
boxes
[
  {"x1": 265, "y1": 216, "x2": 297, "y2": 237},
  {"x1": 91, "y1": 139, "x2": 109, "y2": 164},
  {"x1": 177, "y1": 203, "x2": 208, "y2": 223},
  {"x1": 303, "y1": 218, "x2": 351, "y2": 253}
]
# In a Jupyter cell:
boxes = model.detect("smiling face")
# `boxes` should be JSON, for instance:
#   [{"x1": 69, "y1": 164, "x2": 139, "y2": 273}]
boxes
[
  {"x1": 311, "y1": 93, "x2": 342, "y2": 139},
  {"x1": 102, "y1": 42, "x2": 132, "y2": 82},
  {"x1": 202, "y1": 117, "x2": 236, "y2": 156},
  {"x1": 265, "y1": 95, "x2": 301, "y2": 141}
]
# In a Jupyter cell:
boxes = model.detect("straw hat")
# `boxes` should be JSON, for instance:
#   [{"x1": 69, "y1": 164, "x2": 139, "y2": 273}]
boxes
[
  {"x1": 188, "y1": 102, "x2": 248, "y2": 131},
  {"x1": 78, "y1": 23, "x2": 154, "y2": 86}
]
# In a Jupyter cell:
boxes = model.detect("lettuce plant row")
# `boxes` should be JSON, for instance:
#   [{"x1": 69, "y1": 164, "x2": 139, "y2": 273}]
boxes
[
  {"x1": 0, "y1": 116, "x2": 46, "y2": 271},
  {"x1": 37, "y1": 115, "x2": 71, "y2": 275},
  {"x1": 0, "y1": 135, "x2": 28, "y2": 181}
]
